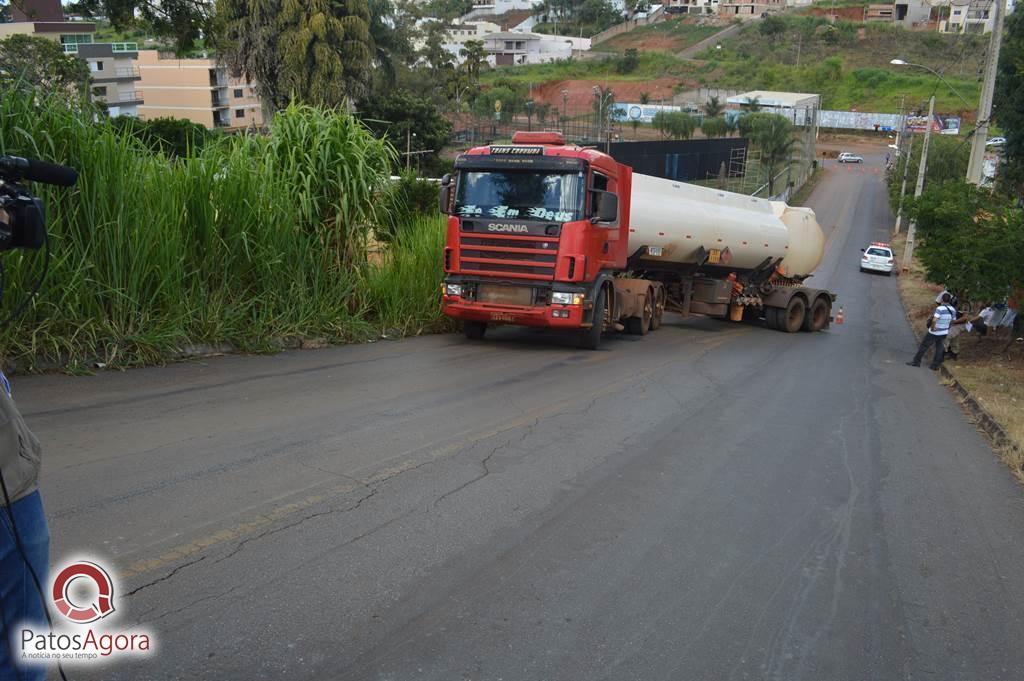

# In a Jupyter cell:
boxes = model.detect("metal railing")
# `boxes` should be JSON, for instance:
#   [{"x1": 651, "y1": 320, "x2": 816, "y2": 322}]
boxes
[
  {"x1": 63, "y1": 42, "x2": 138, "y2": 54},
  {"x1": 93, "y1": 67, "x2": 141, "y2": 81}
]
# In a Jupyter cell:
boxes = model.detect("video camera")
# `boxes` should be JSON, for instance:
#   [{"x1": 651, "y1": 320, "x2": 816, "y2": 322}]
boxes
[{"x1": 0, "y1": 155, "x2": 78, "y2": 252}]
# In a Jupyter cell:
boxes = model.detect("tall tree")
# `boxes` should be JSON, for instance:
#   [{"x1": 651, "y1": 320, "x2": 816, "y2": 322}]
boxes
[
  {"x1": 746, "y1": 113, "x2": 798, "y2": 196},
  {"x1": 217, "y1": 0, "x2": 373, "y2": 110},
  {"x1": 704, "y1": 95, "x2": 724, "y2": 118},
  {"x1": 0, "y1": 34, "x2": 91, "y2": 100},
  {"x1": 994, "y1": 8, "x2": 1024, "y2": 199},
  {"x1": 70, "y1": 0, "x2": 211, "y2": 50},
  {"x1": 460, "y1": 39, "x2": 488, "y2": 85}
]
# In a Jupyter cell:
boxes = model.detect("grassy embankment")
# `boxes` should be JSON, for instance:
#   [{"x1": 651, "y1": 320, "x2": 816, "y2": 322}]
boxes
[
  {"x1": 891, "y1": 231, "x2": 1024, "y2": 481},
  {"x1": 0, "y1": 91, "x2": 450, "y2": 371},
  {"x1": 488, "y1": 16, "x2": 982, "y2": 115},
  {"x1": 593, "y1": 18, "x2": 723, "y2": 54}
]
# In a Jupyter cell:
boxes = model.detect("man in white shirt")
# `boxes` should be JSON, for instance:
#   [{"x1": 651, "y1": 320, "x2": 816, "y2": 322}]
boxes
[{"x1": 908, "y1": 293, "x2": 964, "y2": 370}]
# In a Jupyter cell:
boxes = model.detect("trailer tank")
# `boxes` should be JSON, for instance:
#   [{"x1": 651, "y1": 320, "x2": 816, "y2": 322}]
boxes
[{"x1": 628, "y1": 173, "x2": 825, "y2": 278}]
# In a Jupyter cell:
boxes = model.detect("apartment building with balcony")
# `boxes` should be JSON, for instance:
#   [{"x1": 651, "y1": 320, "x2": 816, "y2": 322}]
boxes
[
  {"x1": 75, "y1": 42, "x2": 143, "y2": 117},
  {"x1": 135, "y1": 50, "x2": 263, "y2": 130}
]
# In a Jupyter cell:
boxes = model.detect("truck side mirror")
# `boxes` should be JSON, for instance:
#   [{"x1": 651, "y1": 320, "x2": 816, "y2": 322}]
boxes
[
  {"x1": 593, "y1": 191, "x2": 618, "y2": 224},
  {"x1": 439, "y1": 174, "x2": 453, "y2": 215}
]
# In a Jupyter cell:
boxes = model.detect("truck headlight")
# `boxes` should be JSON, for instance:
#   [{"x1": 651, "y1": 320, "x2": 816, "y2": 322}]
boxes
[
  {"x1": 551, "y1": 292, "x2": 583, "y2": 305},
  {"x1": 445, "y1": 283, "x2": 463, "y2": 297}
]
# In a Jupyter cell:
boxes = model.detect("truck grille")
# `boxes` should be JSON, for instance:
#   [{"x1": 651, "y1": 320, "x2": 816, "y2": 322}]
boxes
[{"x1": 459, "y1": 234, "x2": 558, "y2": 280}]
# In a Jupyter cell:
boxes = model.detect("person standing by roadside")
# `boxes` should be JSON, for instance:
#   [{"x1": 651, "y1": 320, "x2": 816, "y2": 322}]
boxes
[
  {"x1": 908, "y1": 293, "x2": 963, "y2": 370},
  {"x1": 0, "y1": 225, "x2": 49, "y2": 681}
]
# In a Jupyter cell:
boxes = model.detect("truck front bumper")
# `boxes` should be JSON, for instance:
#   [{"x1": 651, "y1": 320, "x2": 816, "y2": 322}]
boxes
[{"x1": 443, "y1": 297, "x2": 588, "y2": 329}]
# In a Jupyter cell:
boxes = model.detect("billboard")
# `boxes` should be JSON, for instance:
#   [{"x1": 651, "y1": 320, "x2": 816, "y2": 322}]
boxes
[{"x1": 609, "y1": 103, "x2": 682, "y2": 124}]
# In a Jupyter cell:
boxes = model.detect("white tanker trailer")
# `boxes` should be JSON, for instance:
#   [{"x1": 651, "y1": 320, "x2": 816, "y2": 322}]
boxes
[{"x1": 440, "y1": 132, "x2": 837, "y2": 349}]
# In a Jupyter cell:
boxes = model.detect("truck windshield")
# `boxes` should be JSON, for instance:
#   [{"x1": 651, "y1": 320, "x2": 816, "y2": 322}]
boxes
[{"x1": 455, "y1": 170, "x2": 584, "y2": 223}]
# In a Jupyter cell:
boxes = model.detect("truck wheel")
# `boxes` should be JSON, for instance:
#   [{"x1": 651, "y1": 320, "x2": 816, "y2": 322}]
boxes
[
  {"x1": 464, "y1": 321, "x2": 487, "y2": 340},
  {"x1": 782, "y1": 297, "x2": 806, "y2": 333},
  {"x1": 765, "y1": 307, "x2": 780, "y2": 330},
  {"x1": 802, "y1": 298, "x2": 830, "y2": 332},
  {"x1": 626, "y1": 290, "x2": 653, "y2": 335},
  {"x1": 579, "y1": 287, "x2": 607, "y2": 350}
]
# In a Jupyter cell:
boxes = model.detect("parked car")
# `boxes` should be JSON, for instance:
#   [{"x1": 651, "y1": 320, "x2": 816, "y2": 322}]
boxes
[
  {"x1": 986, "y1": 137, "x2": 1006, "y2": 147},
  {"x1": 838, "y1": 152, "x2": 864, "y2": 163}
]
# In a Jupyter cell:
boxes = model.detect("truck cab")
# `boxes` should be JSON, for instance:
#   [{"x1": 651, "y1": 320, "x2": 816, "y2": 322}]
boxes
[{"x1": 440, "y1": 132, "x2": 641, "y2": 344}]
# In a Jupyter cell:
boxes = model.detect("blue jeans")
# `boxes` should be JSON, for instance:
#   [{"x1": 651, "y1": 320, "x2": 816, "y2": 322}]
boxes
[{"x1": 1, "y1": 491, "x2": 49, "y2": 681}]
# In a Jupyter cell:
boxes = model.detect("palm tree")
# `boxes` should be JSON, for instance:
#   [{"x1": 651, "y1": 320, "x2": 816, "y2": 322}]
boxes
[
  {"x1": 740, "y1": 95, "x2": 762, "y2": 112},
  {"x1": 639, "y1": 91, "x2": 650, "y2": 105},
  {"x1": 460, "y1": 40, "x2": 488, "y2": 85},
  {"x1": 704, "y1": 95, "x2": 723, "y2": 118},
  {"x1": 277, "y1": 0, "x2": 372, "y2": 106},
  {"x1": 747, "y1": 114, "x2": 798, "y2": 196}
]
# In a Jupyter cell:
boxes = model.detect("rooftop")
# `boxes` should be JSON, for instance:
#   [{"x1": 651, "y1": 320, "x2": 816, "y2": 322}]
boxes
[{"x1": 727, "y1": 90, "x2": 821, "y2": 108}]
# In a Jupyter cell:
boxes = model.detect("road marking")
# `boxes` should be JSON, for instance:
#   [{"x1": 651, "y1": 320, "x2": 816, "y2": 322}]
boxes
[{"x1": 118, "y1": 327, "x2": 752, "y2": 581}]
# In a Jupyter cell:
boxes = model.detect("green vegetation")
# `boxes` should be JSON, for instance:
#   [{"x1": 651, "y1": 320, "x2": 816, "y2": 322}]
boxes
[
  {"x1": 482, "y1": 52, "x2": 695, "y2": 84},
  {"x1": 109, "y1": 116, "x2": 216, "y2": 158},
  {"x1": 652, "y1": 111, "x2": 697, "y2": 139},
  {"x1": 0, "y1": 35, "x2": 91, "y2": 100},
  {"x1": 595, "y1": 17, "x2": 722, "y2": 54},
  {"x1": 696, "y1": 16, "x2": 983, "y2": 114},
  {"x1": 0, "y1": 90, "x2": 447, "y2": 370},
  {"x1": 994, "y1": 9, "x2": 1024, "y2": 198},
  {"x1": 532, "y1": 0, "x2": 623, "y2": 38},
  {"x1": 885, "y1": 135, "x2": 970, "y2": 213}
]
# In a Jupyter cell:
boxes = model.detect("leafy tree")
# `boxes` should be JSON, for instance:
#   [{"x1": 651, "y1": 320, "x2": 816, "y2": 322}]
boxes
[
  {"x1": 639, "y1": 91, "x2": 650, "y2": 105},
  {"x1": 745, "y1": 113, "x2": 798, "y2": 196},
  {"x1": 759, "y1": 14, "x2": 785, "y2": 37},
  {"x1": 359, "y1": 89, "x2": 453, "y2": 172},
  {"x1": 994, "y1": 8, "x2": 1024, "y2": 199},
  {"x1": 617, "y1": 48, "x2": 639, "y2": 74},
  {"x1": 110, "y1": 116, "x2": 213, "y2": 157},
  {"x1": 420, "y1": 20, "x2": 455, "y2": 75},
  {"x1": 460, "y1": 40, "x2": 488, "y2": 84},
  {"x1": 704, "y1": 95, "x2": 724, "y2": 118},
  {"x1": 368, "y1": 0, "x2": 417, "y2": 86},
  {"x1": 701, "y1": 116, "x2": 729, "y2": 139},
  {"x1": 472, "y1": 86, "x2": 526, "y2": 121},
  {"x1": 910, "y1": 182, "x2": 1024, "y2": 303},
  {"x1": 71, "y1": 0, "x2": 210, "y2": 50},
  {"x1": 216, "y1": 0, "x2": 373, "y2": 110},
  {"x1": 886, "y1": 135, "x2": 970, "y2": 212},
  {"x1": 0, "y1": 34, "x2": 91, "y2": 100},
  {"x1": 652, "y1": 111, "x2": 696, "y2": 140}
]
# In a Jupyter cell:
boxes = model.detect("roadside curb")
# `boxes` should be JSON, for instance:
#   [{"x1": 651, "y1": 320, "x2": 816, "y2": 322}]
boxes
[{"x1": 939, "y1": 364, "x2": 1024, "y2": 469}]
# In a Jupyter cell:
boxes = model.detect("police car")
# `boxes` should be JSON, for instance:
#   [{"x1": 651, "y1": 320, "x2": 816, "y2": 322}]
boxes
[{"x1": 860, "y1": 242, "x2": 895, "y2": 275}]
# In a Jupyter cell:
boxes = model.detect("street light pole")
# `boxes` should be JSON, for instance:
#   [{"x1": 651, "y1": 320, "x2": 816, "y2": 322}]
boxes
[
  {"x1": 966, "y1": 0, "x2": 1005, "y2": 185},
  {"x1": 902, "y1": 95, "x2": 934, "y2": 272},
  {"x1": 893, "y1": 95, "x2": 912, "y2": 234}
]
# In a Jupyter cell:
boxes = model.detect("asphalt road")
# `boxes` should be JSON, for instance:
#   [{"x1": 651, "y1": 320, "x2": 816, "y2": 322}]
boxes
[{"x1": 14, "y1": 144, "x2": 1024, "y2": 681}]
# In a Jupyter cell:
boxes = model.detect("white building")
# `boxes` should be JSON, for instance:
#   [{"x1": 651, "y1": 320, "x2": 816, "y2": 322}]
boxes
[
  {"x1": 943, "y1": 0, "x2": 1015, "y2": 33},
  {"x1": 482, "y1": 31, "x2": 588, "y2": 66},
  {"x1": 470, "y1": 0, "x2": 544, "y2": 13},
  {"x1": 665, "y1": 0, "x2": 720, "y2": 14}
]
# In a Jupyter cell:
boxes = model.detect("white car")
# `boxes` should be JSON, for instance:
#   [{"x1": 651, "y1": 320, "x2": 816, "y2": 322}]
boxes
[
  {"x1": 838, "y1": 152, "x2": 864, "y2": 163},
  {"x1": 860, "y1": 242, "x2": 895, "y2": 275},
  {"x1": 986, "y1": 137, "x2": 1006, "y2": 147}
]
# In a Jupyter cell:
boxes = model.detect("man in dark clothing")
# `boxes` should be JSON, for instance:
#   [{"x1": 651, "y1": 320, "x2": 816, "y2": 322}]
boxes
[{"x1": 908, "y1": 293, "x2": 963, "y2": 370}]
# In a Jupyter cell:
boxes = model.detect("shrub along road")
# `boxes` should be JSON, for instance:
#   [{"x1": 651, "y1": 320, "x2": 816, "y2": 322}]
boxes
[{"x1": 15, "y1": 143, "x2": 1024, "y2": 680}]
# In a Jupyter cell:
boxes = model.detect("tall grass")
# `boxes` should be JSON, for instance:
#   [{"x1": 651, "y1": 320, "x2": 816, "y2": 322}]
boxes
[{"x1": 0, "y1": 90, "x2": 445, "y2": 369}]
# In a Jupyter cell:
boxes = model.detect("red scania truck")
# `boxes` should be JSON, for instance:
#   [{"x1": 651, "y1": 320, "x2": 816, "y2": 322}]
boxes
[{"x1": 439, "y1": 132, "x2": 835, "y2": 349}]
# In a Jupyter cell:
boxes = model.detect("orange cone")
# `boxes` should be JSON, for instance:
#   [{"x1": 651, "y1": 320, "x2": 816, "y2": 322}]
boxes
[{"x1": 835, "y1": 306, "x2": 845, "y2": 325}]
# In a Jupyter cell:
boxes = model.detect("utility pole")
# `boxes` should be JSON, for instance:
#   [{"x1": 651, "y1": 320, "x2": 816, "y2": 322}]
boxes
[
  {"x1": 966, "y1": 0, "x2": 1005, "y2": 185},
  {"x1": 902, "y1": 95, "x2": 934, "y2": 271},
  {"x1": 893, "y1": 95, "x2": 911, "y2": 234}
]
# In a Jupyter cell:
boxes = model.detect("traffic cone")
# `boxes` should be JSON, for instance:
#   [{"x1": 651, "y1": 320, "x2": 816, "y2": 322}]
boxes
[{"x1": 835, "y1": 306, "x2": 845, "y2": 325}]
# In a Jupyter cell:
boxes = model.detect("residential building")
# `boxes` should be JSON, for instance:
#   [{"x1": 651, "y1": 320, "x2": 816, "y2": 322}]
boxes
[
  {"x1": 76, "y1": 42, "x2": 143, "y2": 117},
  {"x1": 944, "y1": 0, "x2": 1015, "y2": 33},
  {"x1": 481, "y1": 31, "x2": 588, "y2": 65},
  {"x1": 135, "y1": 50, "x2": 263, "y2": 131},
  {"x1": 865, "y1": 4, "x2": 897, "y2": 21},
  {"x1": 666, "y1": 0, "x2": 720, "y2": 15},
  {"x1": 717, "y1": 0, "x2": 786, "y2": 17},
  {"x1": 0, "y1": 0, "x2": 95, "y2": 47},
  {"x1": 893, "y1": 0, "x2": 934, "y2": 28}
]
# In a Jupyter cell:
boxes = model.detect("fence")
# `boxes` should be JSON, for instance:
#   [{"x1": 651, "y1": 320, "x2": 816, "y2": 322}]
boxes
[{"x1": 591, "y1": 6, "x2": 666, "y2": 44}]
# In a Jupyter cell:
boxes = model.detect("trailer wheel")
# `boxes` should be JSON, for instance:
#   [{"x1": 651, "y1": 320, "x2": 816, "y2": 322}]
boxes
[
  {"x1": 464, "y1": 321, "x2": 487, "y2": 340},
  {"x1": 782, "y1": 297, "x2": 806, "y2": 333},
  {"x1": 579, "y1": 287, "x2": 607, "y2": 350},
  {"x1": 802, "y1": 298, "x2": 830, "y2": 332},
  {"x1": 626, "y1": 290, "x2": 653, "y2": 335}
]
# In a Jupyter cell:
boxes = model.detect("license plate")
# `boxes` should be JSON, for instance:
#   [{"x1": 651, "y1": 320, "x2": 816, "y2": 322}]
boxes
[
  {"x1": 490, "y1": 313, "x2": 516, "y2": 322},
  {"x1": 478, "y1": 285, "x2": 533, "y2": 306}
]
